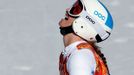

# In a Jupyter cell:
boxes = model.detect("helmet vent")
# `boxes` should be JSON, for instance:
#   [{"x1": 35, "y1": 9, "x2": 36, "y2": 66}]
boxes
[
  {"x1": 81, "y1": 26, "x2": 83, "y2": 28},
  {"x1": 90, "y1": 38, "x2": 93, "y2": 40}
]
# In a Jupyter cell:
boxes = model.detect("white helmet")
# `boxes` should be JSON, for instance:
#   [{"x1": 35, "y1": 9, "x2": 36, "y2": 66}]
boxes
[{"x1": 67, "y1": 0, "x2": 113, "y2": 43}]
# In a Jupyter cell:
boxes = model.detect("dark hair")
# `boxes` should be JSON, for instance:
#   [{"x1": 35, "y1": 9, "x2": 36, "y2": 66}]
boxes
[{"x1": 91, "y1": 43, "x2": 110, "y2": 75}]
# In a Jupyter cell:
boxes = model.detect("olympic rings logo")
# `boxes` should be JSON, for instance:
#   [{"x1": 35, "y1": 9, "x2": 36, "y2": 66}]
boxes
[{"x1": 94, "y1": 10, "x2": 105, "y2": 21}]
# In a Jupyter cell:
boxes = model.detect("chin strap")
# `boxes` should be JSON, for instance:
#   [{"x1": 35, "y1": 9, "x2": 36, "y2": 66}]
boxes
[{"x1": 59, "y1": 25, "x2": 74, "y2": 36}]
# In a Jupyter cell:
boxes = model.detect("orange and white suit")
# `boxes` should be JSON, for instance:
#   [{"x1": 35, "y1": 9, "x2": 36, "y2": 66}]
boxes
[{"x1": 59, "y1": 41, "x2": 108, "y2": 75}]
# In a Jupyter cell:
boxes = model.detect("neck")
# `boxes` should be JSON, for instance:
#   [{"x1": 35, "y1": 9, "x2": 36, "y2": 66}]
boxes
[{"x1": 63, "y1": 33, "x2": 84, "y2": 47}]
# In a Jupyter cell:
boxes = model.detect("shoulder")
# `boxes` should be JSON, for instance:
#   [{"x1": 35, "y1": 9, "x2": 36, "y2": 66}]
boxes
[
  {"x1": 67, "y1": 48, "x2": 96, "y2": 74},
  {"x1": 67, "y1": 48, "x2": 96, "y2": 66}
]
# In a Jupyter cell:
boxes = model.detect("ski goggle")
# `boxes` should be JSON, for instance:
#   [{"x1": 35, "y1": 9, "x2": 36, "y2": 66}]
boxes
[{"x1": 67, "y1": 0, "x2": 84, "y2": 18}]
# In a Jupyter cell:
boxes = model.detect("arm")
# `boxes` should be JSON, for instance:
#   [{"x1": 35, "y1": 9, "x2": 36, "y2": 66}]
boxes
[{"x1": 66, "y1": 49, "x2": 96, "y2": 75}]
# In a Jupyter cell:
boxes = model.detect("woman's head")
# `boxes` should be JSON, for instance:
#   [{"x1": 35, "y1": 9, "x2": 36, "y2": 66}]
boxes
[{"x1": 60, "y1": 0, "x2": 113, "y2": 43}]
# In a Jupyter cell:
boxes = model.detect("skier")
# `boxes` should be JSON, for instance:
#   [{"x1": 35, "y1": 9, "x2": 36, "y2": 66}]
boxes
[{"x1": 59, "y1": 0, "x2": 113, "y2": 75}]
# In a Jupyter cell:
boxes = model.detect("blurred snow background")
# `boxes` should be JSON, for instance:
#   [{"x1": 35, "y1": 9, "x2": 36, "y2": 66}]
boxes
[{"x1": 0, "y1": 0, "x2": 133, "y2": 75}]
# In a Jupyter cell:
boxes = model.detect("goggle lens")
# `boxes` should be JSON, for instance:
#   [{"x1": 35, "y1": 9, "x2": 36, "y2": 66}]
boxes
[{"x1": 68, "y1": 0, "x2": 83, "y2": 16}]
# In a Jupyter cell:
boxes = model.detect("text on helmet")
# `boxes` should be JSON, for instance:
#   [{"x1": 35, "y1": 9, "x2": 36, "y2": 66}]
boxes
[
  {"x1": 85, "y1": 16, "x2": 95, "y2": 24},
  {"x1": 94, "y1": 10, "x2": 106, "y2": 21}
]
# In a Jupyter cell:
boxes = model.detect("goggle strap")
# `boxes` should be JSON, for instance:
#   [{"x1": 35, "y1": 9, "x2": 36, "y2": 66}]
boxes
[{"x1": 67, "y1": 11, "x2": 79, "y2": 18}]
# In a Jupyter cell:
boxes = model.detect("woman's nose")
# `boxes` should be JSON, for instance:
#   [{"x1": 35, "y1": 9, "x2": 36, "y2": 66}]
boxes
[
  {"x1": 65, "y1": 8, "x2": 70, "y2": 17},
  {"x1": 66, "y1": 8, "x2": 70, "y2": 11}
]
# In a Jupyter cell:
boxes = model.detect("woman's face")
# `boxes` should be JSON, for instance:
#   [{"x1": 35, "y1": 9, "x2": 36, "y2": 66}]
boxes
[
  {"x1": 59, "y1": 0, "x2": 82, "y2": 28},
  {"x1": 59, "y1": 16, "x2": 75, "y2": 28}
]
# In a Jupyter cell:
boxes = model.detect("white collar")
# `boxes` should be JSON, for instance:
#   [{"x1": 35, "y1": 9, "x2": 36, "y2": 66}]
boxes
[{"x1": 62, "y1": 41, "x2": 86, "y2": 57}]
